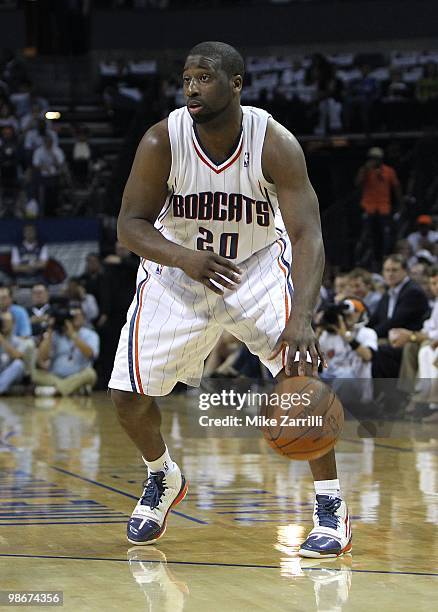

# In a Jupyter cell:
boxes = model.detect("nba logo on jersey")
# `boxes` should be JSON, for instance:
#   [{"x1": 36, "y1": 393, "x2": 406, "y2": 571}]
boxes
[{"x1": 244, "y1": 152, "x2": 250, "y2": 167}]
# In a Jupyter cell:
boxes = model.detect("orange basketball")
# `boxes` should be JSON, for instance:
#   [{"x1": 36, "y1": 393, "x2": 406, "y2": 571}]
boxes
[{"x1": 260, "y1": 376, "x2": 344, "y2": 461}]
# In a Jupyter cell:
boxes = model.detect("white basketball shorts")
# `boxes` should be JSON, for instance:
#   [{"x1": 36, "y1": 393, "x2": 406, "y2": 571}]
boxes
[{"x1": 108, "y1": 236, "x2": 293, "y2": 396}]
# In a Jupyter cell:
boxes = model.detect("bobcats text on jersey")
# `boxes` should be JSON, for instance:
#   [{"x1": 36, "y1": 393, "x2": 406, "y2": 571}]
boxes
[{"x1": 171, "y1": 191, "x2": 271, "y2": 226}]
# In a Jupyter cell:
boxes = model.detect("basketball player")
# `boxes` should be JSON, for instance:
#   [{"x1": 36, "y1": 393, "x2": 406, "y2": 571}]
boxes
[{"x1": 109, "y1": 42, "x2": 352, "y2": 558}]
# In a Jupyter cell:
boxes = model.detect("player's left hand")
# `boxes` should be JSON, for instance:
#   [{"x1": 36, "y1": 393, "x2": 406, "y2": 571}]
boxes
[{"x1": 268, "y1": 318, "x2": 327, "y2": 377}]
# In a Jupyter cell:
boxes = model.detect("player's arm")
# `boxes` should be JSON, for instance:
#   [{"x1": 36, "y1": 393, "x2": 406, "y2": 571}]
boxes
[
  {"x1": 263, "y1": 119, "x2": 326, "y2": 376},
  {"x1": 117, "y1": 120, "x2": 241, "y2": 294}
]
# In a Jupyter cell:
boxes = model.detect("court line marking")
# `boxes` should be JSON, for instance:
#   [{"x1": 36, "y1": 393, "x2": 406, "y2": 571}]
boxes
[
  {"x1": 49, "y1": 466, "x2": 208, "y2": 525},
  {"x1": 0, "y1": 553, "x2": 438, "y2": 577},
  {"x1": 342, "y1": 438, "x2": 415, "y2": 453}
]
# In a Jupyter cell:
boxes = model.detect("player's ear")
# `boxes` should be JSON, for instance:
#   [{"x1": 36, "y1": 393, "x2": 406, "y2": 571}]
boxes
[{"x1": 232, "y1": 74, "x2": 243, "y2": 93}]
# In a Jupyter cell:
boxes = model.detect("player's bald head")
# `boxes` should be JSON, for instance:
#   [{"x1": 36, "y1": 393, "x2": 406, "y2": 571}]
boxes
[{"x1": 187, "y1": 41, "x2": 245, "y2": 78}]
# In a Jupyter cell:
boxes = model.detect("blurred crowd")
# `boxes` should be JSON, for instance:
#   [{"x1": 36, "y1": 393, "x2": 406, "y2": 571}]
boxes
[
  {"x1": 240, "y1": 52, "x2": 438, "y2": 135},
  {"x1": 204, "y1": 220, "x2": 438, "y2": 423},
  {"x1": 0, "y1": 225, "x2": 138, "y2": 398},
  {"x1": 2, "y1": 47, "x2": 438, "y2": 422},
  {"x1": 0, "y1": 51, "x2": 102, "y2": 219},
  {"x1": 102, "y1": 50, "x2": 438, "y2": 137}
]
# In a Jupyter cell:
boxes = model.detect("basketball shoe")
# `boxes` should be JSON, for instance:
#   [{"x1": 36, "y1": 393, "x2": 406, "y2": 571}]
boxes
[
  {"x1": 127, "y1": 464, "x2": 188, "y2": 545},
  {"x1": 298, "y1": 495, "x2": 352, "y2": 558}
]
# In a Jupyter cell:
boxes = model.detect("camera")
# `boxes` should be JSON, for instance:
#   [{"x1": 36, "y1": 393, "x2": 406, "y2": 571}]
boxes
[
  {"x1": 319, "y1": 298, "x2": 369, "y2": 334},
  {"x1": 319, "y1": 302, "x2": 351, "y2": 334},
  {"x1": 49, "y1": 297, "x2": 74, "y2": 333}
]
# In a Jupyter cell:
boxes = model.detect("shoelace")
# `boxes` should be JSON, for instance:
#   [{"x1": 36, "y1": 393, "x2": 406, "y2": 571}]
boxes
[
  {"x1": 315, "y1": 495, "x2": 342, "y2": 530},
  {"x1": 140, "y1": 472, "x2": 167, "y2": 510}
]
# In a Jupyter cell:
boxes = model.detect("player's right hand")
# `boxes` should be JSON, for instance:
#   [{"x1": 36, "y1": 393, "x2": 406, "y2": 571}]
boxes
[{"x1": 180, "y1": 251, "x2": 242, "y2": 295}]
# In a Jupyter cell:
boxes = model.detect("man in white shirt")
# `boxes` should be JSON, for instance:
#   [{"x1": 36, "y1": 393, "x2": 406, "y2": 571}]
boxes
[
  {"x1": 393, "y1": 267, "x2": 438, "y2": 420},
  {"x1": 32, "y1": 135, "x2": 65, "y2": 216},
  {"x1": 32, "y1": 135, "x2": 65, "y2": 177},
  {"x1": 11, "y1": 224, "x2": 49, "y2": 288},
  {"x1": 318, "y1": 298, "x2": 378, "y2": 404},
  {"x1": 24, "y1": 119, "x2": 58, "y2": 156},
  {"x1": 407, "y1": 215, "x2": 438, "y2": 252},
  {"x1": 347, "y1": 268, "x2": 382, "y2": 315}
]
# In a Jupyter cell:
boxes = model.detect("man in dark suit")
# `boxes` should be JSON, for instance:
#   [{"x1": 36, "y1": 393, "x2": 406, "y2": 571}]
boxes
[{"x1": 370, "y1": 254, "x2": 429, "y2": 378}]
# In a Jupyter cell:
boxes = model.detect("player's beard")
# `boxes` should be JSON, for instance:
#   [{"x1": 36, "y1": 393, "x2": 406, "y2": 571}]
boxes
[{"x1": 190, "y1": 97, "x2": 233, "y2": 125}]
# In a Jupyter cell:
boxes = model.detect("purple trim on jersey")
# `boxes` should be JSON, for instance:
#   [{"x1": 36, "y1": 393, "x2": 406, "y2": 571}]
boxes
[
  {"x1": 192, "y1": 122, "x2": 243, "y2": 172},
  {"x1": 128, "y1": 274, "x2": 149, "y2": 392},
  {"x1": 279, "y1": 237, "x2": 293, "y2": 301},
  {"x1": 158, "y1": 188, "x2": 173, "y2": 223},
  {"x1": 263, "y1": 187, "x2": 275, "y2": 218}
]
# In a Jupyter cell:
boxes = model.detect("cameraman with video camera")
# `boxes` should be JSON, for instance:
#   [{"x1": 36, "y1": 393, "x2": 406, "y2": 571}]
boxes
[
  {"x1": 32, "y1": 301, "x2": 99, "y2": 396},
  {"x1": 316, "y1": 298, "x2": 378, "y2": 405}
]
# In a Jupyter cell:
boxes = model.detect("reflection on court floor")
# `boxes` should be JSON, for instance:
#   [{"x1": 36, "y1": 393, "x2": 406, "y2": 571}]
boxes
[{"x1": 0, "y1": 393, "x2": 437, "y2": 611}]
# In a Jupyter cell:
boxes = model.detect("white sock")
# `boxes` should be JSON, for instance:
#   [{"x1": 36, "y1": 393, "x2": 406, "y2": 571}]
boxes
[
  {"x1": 314, "y1": 479, "x2": 341, "y2": 499},
  {"x1": 143, "y1": 447, "x2": 175, "y2": 475}
]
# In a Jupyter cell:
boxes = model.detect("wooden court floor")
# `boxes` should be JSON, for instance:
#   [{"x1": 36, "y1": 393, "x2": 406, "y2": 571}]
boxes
[{"x1": 0, "y1": 391, "x2": 437, "y2": 611}]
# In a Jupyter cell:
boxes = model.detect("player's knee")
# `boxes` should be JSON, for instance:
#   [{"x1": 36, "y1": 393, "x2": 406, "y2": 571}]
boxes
[{"x1": 111, "y1": 389, "x2": 155, "y2": 420}]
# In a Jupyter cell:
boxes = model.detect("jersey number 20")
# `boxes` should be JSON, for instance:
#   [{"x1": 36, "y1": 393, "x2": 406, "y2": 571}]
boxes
[{"x1": 197, "y1": 227, "x2": 239, "y2": 259}]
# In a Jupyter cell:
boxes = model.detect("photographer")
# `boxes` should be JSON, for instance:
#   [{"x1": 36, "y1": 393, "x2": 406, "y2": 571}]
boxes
[
  {"x1": 32, "y1": 304, "x2": 99, "y2": 396},
  {"x1": 317, "y1": 298, "x2": 378, "y2": 404},
  {"x1": 0, "y1": 311, "x2": 28, "y2": 394},
  {"x1": 63, "y1": 277, "x2": 99, "y2": 326}
]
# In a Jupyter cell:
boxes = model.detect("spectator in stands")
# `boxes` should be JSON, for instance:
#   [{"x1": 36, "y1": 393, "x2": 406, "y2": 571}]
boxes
[
  {"x1": 394, "y1": 267, "x2": 438, "y2": 420},
  {"x1": 344, "y1": 64, "x2": 380, "y2": 132},
  {"x1": 10, "y1": 79, "x2": 47, "y2": 120},
  {"x1": 0, "y1": 311, "x2": 27, "y2": 395},
  {"x1": 407, "y1": 215, "x2": 438, "y2": 252},
  {"x1": 406, "y1": 126, "x2": 438, "y2": 218},
  {"x1": 80, "y1": 254, "x2": 104, "y2": 313},
  {"x1": 71, "y1": 125, "x2": 93, "y2": 183},
  {"x1": 62, "y1": 277, "x2": 99, "y2": 325},
  {"x1": 203, "y1": 332, "x2": 242, "y2": 378},
  {"x1": 1, "y1": 51, "x2": 28, "y2": 93},
  {"x1": 0, "y1": 100, "x2": 19, "y2": 133},
  {"x1": 370, "y1": 254, "x2": 429, "y2": 378},
  {"x1": 317, "y1": 298, "x2": 377, "y2": 405},
  {"x1": 24, "y1": 118, "x2": 58, "y2": 162},
  {"x1": 317, "y1": 266, "x2": 335, "y2": 309},
  {"x1": 347, "y1": 268, "x2": 381, "y2": 315},
  {"x1": 32, "y1": 134, "x2": 66, "y2": 216},
  {"x1": 0, "y1": 125, "x2": 21, "y2": 214},
  {"x1": 409, "y1": 259, "x2": 434, "y2": 298},
  {"x1": 27, "y1": 283, "x2": 51, "y2": 341},
  {"x1": 21, "y1": 102, "x2": 44, "y2": 134},
  {"x1": 312, "y1": 58, "x2": 343, "y2": 135},
  {"x1": 394, "y1": 238, "x2": 414, "y2": 265},
  {"x1": 381, "y1": 68, "x2": 413, "y2": 130},
  {"x1": 32, "y1": 305, "x2": 99, "y2": 397},
  {"x1": 98, "y1": 242, "x2": 138, "y2": 385},
  {"x1": 11, "y1": 224, "x2": 48, "y2": 287},
  {"x1": 0, "y1": 286, "x2": 31, "y2": 337},
  {"x1": 415, "y1": 62, "x2": 438, "y2": 125},
  {"x1": 356, "y1": 147, "x2": 402, "y2": 266},
  {"x1": 384, "y1": 68, "x2": 411, "y2": 103},
  {"x1": 333, "y1": 272, "x2": 350, "y2": 302}
]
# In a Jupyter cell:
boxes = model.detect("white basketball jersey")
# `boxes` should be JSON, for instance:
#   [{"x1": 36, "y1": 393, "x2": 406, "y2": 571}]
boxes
[{"x1": 156, "y1": 105, "x2": 285, "y2": 264}]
